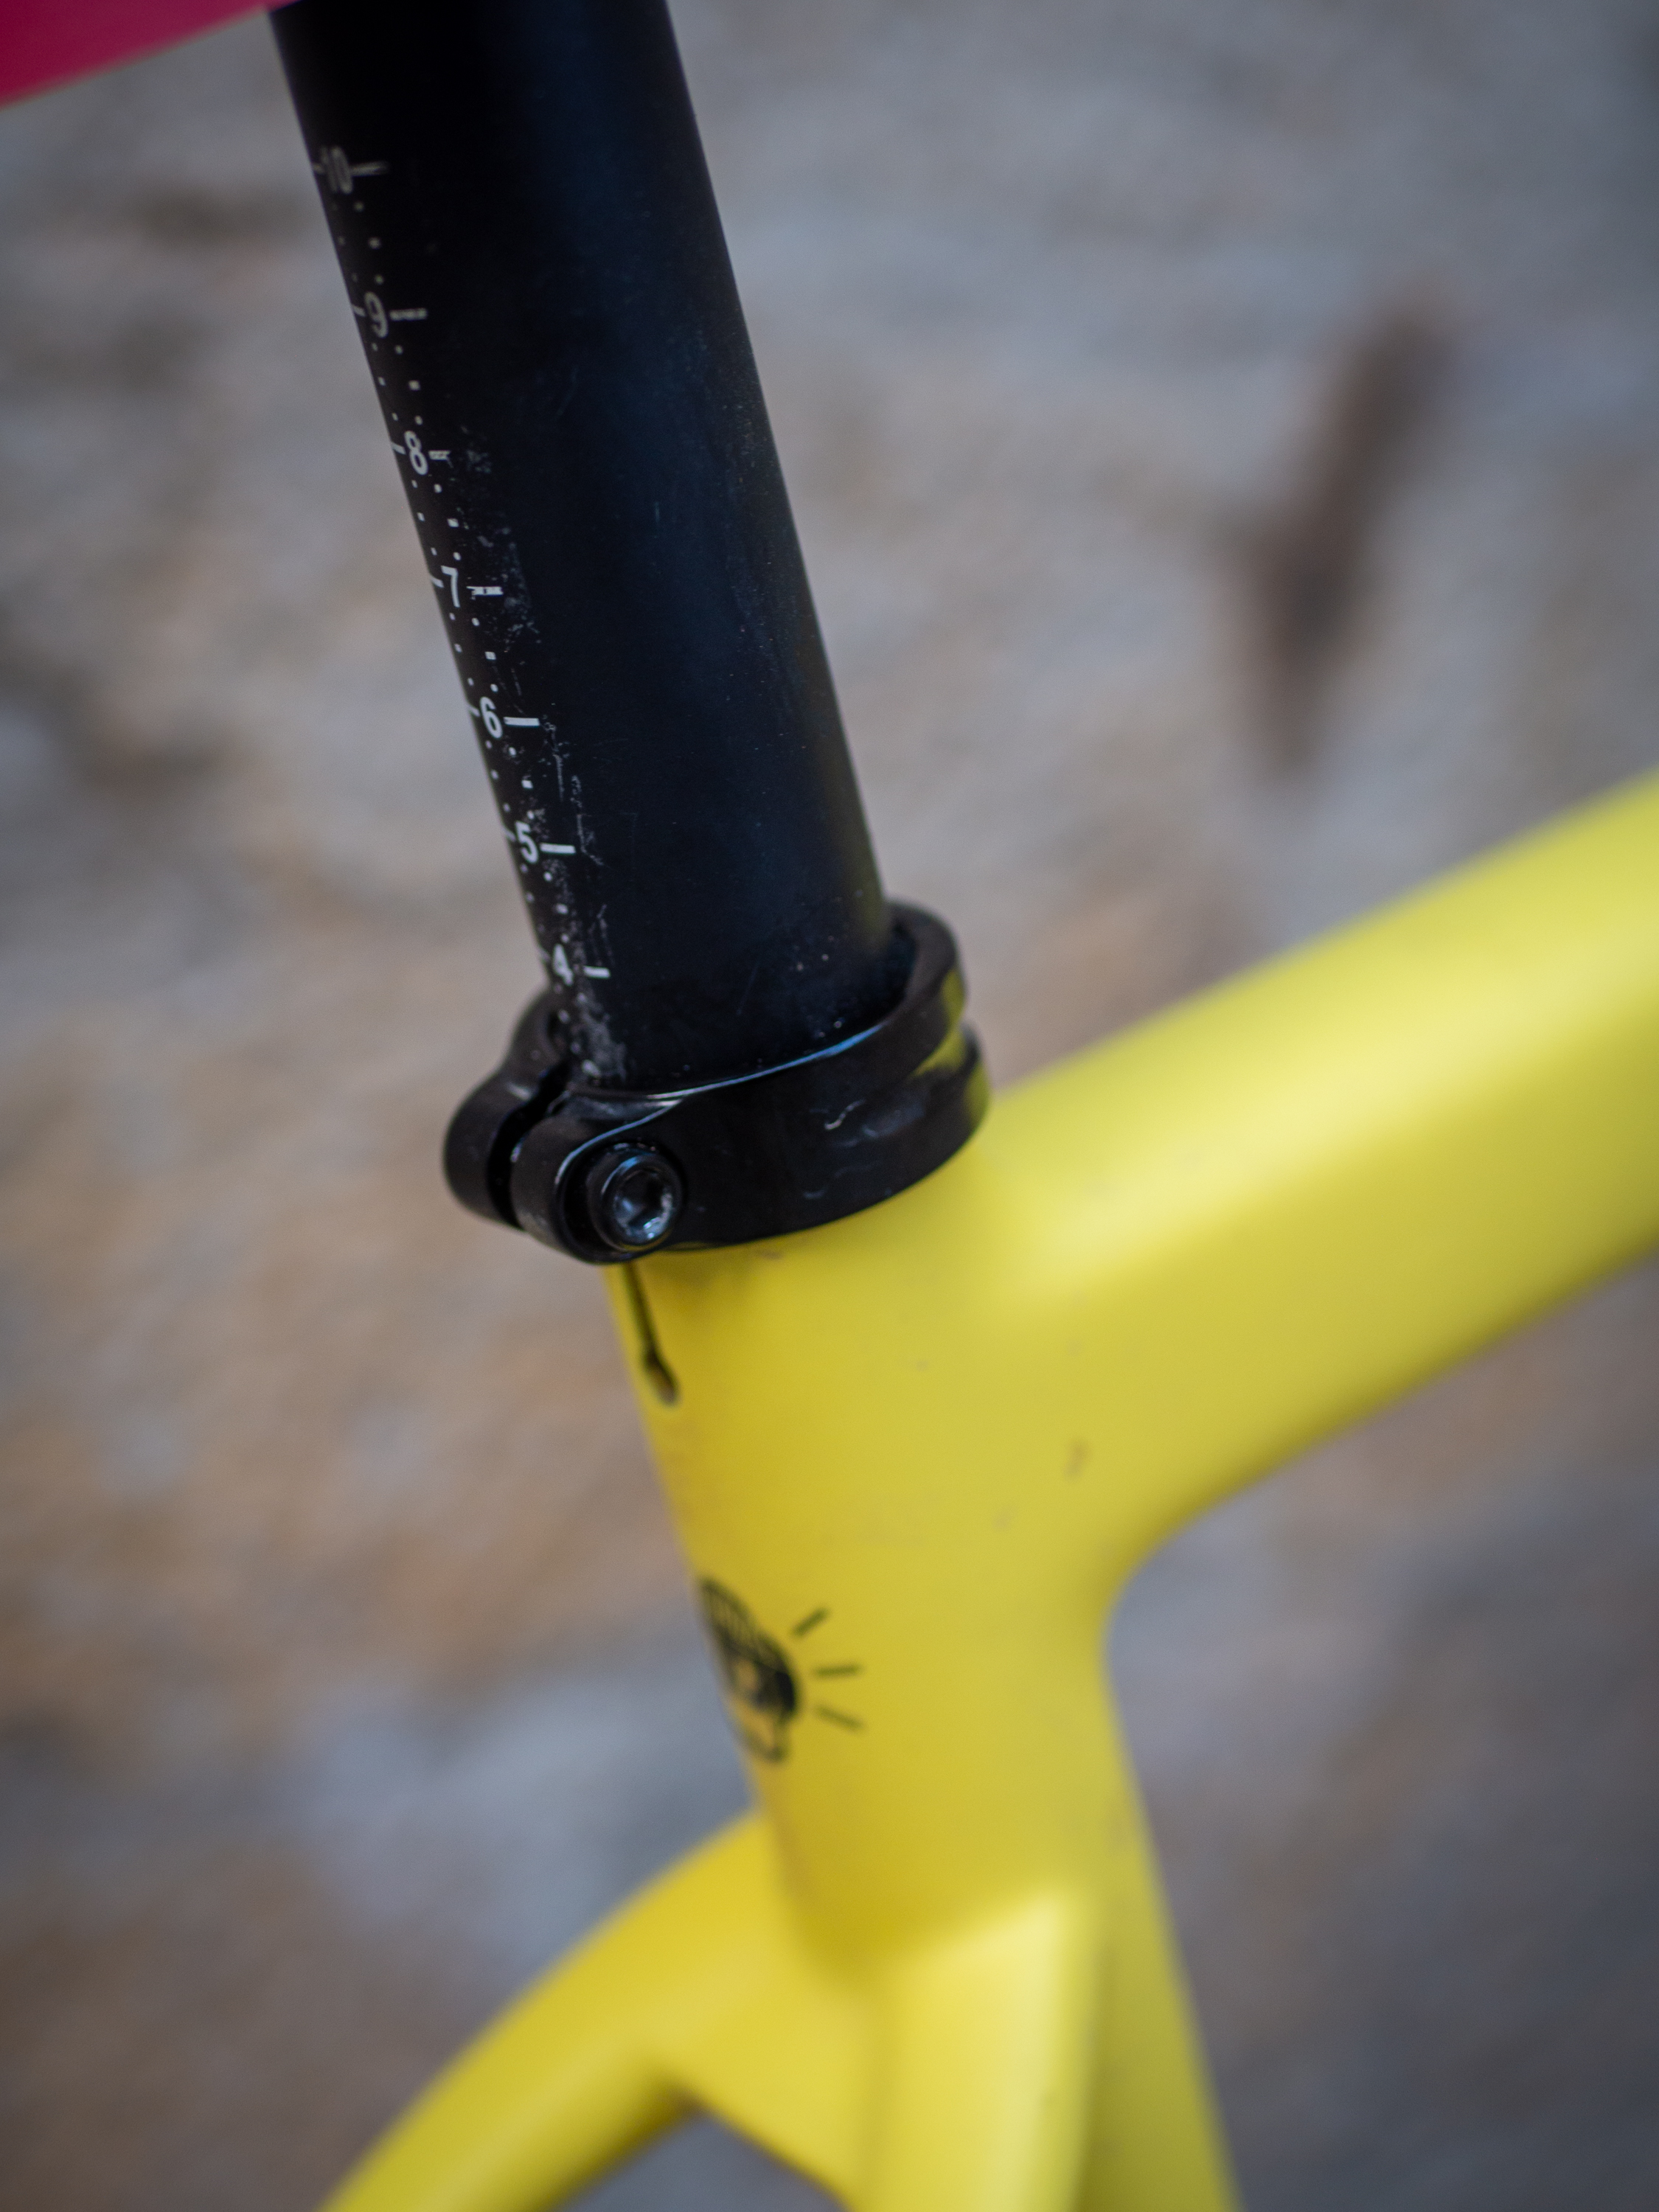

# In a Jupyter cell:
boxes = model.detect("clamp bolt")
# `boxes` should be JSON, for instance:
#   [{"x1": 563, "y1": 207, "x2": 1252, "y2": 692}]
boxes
[{"x1": 585, "y1": 1144, "x2": 684, "y2": 1253}]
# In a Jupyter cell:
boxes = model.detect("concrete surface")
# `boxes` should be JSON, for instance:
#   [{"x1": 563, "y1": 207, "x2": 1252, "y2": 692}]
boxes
[{"x1": 1, "y1": 3, "x2": 1657, "y2": 2207}]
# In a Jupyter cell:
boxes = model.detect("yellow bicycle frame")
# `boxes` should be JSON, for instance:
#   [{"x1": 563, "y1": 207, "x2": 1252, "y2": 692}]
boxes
[{"x1": 321, "y1": 769, "x2": 1659, "y2": 2212}]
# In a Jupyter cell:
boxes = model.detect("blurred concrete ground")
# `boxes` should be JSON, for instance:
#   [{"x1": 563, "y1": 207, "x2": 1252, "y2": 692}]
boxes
[{"x1": 1, "y1": 2, "x2": 1657, "y2": 2206}]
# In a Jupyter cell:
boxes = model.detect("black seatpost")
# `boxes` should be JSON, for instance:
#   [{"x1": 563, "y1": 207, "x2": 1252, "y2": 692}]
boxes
[
  {"x1": 274, "y1": 0, "x2": 893, "y2": 1091},
  {"x1": 274, "y1": 0, "x2": 983, "y2": 1260}
]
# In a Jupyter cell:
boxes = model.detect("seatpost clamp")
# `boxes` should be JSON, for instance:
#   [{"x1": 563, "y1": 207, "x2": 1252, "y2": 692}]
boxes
[{"x1": 445, "y1": 905, "x2": 987, "y2": 1263}]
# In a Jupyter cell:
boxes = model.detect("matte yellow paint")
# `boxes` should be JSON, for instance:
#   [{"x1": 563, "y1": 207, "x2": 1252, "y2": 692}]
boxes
[{"x1": 321, "y1": 771, "x2": 1659, "y2": 2212}]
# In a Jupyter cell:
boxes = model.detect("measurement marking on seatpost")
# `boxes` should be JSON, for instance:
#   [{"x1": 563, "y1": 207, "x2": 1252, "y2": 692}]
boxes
[{"x1": 299, "y1": 121, "x2": 617, "y2": 1040}]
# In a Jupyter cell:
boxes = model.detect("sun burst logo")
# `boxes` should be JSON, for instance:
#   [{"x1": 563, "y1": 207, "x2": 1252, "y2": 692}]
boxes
[{"x1": 697, "y1": 1580, "x2": 866, "y2": 1763}]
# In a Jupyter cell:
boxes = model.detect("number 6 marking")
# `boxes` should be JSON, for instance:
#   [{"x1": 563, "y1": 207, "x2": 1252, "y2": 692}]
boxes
[{"x1": 481, "y1": 696, "x2": 503, "y2": 738}]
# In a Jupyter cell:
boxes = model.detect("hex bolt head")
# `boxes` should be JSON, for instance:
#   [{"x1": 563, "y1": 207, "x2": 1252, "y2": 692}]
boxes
[{"x1": 585, "y1": 1144, "x2": 684, "y2": 1253}]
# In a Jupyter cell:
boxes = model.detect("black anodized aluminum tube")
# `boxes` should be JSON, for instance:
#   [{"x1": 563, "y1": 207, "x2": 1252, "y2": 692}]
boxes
[{"x1": 273, "y1": 0, "x2": 896, "y2": 1091}]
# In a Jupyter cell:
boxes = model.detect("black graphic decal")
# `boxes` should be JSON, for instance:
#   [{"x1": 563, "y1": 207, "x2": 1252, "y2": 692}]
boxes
[
  {"x1": 698, "y1": 1583, "x2": 869, "y2": 1760},
  {"x1": 698, "y1": 1581, "x2": 800, "y2": 1762}
]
